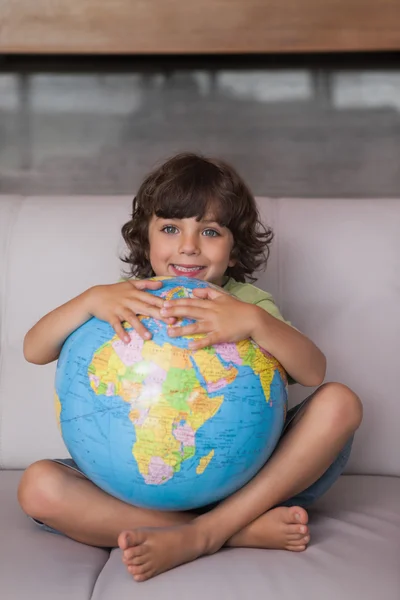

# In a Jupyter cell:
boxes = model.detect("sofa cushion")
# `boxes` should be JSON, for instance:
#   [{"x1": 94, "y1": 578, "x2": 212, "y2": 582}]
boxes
[
  {"x1": 0, "y1": 470, "x2": 109, "y2": 600},
  {"x1": 2, "y1": 470, "x2": 399, "y2": 600}
]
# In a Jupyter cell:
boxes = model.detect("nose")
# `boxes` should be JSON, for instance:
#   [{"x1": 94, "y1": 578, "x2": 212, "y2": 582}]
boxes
[{"x1": 179, "y1": 232, "x2": 200, "y2": 255}]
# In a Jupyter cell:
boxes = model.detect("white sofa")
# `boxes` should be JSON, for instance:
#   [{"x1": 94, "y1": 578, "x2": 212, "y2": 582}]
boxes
[{"x1": 0, "y1": 195, "x2": 399, "y2": 600}]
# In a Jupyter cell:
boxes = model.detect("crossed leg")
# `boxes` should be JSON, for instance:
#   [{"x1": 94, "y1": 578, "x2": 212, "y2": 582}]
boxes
[
  {"x1": 118, "y1": 382, "x2": 362, "y2": 581},
  {"x1": 18, "y1": 382, "x2": 362, "y2": 582}
]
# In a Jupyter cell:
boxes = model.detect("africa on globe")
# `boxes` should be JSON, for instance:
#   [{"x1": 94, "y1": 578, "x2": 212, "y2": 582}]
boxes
[{"x1": 54, "y1": 276, "x2": 288, "y2": 510}]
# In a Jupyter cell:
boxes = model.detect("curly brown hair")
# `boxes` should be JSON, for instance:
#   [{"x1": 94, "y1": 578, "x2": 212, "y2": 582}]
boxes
[{"x1": 121, "y1": 153, "x2": 273, "y2": 283}]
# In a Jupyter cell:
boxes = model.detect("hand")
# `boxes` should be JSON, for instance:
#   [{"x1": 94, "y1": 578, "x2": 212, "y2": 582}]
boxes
[
  {"x1": 86, "y1": 280, "x2": 176, "y2": 343},
  {"x1": 160, "y1": 286, "x2": 259, "y2": 350}
]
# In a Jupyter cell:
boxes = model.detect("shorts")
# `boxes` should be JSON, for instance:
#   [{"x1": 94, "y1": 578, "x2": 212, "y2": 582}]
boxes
[{"x1": 30, "y1": 392, "x2": 354, "y2": 535}]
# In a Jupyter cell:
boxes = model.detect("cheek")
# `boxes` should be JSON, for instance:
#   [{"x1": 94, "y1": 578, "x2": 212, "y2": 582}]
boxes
[
  {"x1": 148, "y1": 240, "x2": 159, "y2": 263},
  {"x1": 209, "y1": 242, "x2": 230, "y2": 262},
  {"x1": 150, "y1": 240, "x2": 169, "y2": 262}
]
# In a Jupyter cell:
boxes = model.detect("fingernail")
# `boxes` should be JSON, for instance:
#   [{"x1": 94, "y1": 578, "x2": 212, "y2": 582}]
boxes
[
  {"x1": 163, "y1": 301, "x2": 171, "y2": 307},
  {"x1": 144, "y1": 332, "x2": 151, "y2": 339},
  {"x1": 160, "y1": 308, "x2": 167, "y2": 316}
]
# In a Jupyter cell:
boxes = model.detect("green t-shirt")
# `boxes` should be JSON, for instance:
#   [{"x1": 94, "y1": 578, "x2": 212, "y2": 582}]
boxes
[{"x1": 222, "y1": 277, "x2": 293, "y2": 328}]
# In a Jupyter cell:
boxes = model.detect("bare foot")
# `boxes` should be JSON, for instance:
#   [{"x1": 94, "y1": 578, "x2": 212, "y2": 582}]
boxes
[
  {"x1": 119, "y1": 506, "x2": 309, "y2": 582},
  {"x1": 118, "y1": 523, "x2": 213, "y2": 582},
  {"x1": 227, "y1": 506, "x2": 310, "y2": 552}
]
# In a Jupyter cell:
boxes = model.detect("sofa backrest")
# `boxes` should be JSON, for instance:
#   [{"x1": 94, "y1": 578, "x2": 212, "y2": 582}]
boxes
[{"x1": 0, "y1": 196, "x2": 399, "y2": 476}]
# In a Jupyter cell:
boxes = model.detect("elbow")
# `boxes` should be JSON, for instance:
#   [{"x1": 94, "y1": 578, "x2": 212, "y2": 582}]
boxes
[
  {"x1": 23, "y1": 336, "x2": 38, "y2": 364},
  {"x1": 23, "y1": 333, "x2": 44, "y2": 365},
  {"x1": 309, "y1": 352, "x2": 327, "y2": 387},
  {"x1": 23, "y1": 334, "x2": 59, "y2": 365},
  {"x1": 308, "y1": 373, "x2": 325, "y2": 388},
  {"x1": 298, "y1": 351, "x2": 327, "y2": 388}
]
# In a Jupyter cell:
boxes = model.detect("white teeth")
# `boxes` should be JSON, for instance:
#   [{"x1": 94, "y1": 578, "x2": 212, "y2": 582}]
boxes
[{"x1": 173, "y1": 265, "x2": 203, "y2": 272}]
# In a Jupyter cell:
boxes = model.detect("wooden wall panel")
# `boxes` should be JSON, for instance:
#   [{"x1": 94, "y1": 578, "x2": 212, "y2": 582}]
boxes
[{"x1": 1, "y1": 1, "x2": 400, "y2": 54}]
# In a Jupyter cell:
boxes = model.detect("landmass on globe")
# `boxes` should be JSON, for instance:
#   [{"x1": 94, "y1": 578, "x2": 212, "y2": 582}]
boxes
[{"x1": 55, "y1": 277, "x2": 288, "y2": 510}]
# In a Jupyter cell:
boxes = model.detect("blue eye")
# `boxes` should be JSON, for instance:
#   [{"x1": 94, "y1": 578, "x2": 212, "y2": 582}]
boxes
[
  {"x1": 162, "y1": 225, "x2": 178, "y2": 234},
  {"x1": 203, "y1": 229, "x2": 220, "y2": 237}
]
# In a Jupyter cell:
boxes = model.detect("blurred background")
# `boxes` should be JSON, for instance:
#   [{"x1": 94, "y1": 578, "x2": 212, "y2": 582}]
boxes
[{"x1": 1, "y1": 0, "x2": 400, "y2": 197}]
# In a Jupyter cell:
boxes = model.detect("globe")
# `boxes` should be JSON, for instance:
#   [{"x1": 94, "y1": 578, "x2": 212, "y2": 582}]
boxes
[{"x1": 55, "y1": 276, "x2": 288, "y2": 511}]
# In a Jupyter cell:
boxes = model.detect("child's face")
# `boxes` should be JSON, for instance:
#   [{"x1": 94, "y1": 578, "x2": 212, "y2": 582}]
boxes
[{"x1": 148, "y1": 214, "x2": 235, "y2": 286}]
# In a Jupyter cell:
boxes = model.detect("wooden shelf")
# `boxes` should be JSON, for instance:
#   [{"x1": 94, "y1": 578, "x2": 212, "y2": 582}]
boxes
[{"x1": 1, "y1": 1, "x2": 400, "y2": 54}]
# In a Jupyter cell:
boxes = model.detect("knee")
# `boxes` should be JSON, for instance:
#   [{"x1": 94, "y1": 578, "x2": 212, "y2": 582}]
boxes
[
  {"x1": 17, "y1": 460, "x2": 64, "y2": 520},
  {"x1": 312, "y1": 382, "x2": 363, "y2": 433}
]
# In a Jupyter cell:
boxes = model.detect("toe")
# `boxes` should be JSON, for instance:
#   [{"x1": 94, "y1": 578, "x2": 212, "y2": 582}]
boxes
[
  {"x1": 118, "y1": 529, "x2": 146, "y2": 551},
  {"x1": 123, "y1": 544, "x2": 147, "y2": 562},
  {"x1": 128, "y1": 564, "x2": 144, "y2": 575},
  {"x1": 289, "y1": 534, "x2": 310, "y2": 550},
  {"x1": 118, "y1": 531, "x2": 130, "y2": 550},
  {"x1": 129, "y1": 563, "x2": 154, "y2": 582},
  {"x1": 287, "y1": 543, "x2": 307, "y2": 552},
  {"x1": 288, "y1": 506, "x2": 309, "y2": 526},
  {"x1": 134, "y1": 570, "x2": 153, "y2": 582},
  {"x1": 288, "y1": 537, "x2": 309, "y2": 546},
  {"x1": 288, "y1": 533, "x2": 307, "y2": 541},
  {"x1": 287, "y1": 523, "x2": 308, "y2": 536},
  {"x1": 130, "y1": 556, "x2": 147, "y2": 566}
]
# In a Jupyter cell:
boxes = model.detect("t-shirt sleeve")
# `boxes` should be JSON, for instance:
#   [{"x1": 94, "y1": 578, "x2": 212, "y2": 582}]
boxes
[
  {"x1": 225, "y1": 281, "x2": 295, "y2": 330},
  {"x1": 253, "y1": 295, "x2": 294, "y2": 329}
]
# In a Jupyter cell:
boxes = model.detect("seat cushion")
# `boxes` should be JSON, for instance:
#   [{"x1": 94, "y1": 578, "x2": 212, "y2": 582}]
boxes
[
  {"x1": 1, "y1": 471, "x2": 399, "y2": 600},
  {"x1": 0, "y1": 470, "x2": 110, "y2": 600}
]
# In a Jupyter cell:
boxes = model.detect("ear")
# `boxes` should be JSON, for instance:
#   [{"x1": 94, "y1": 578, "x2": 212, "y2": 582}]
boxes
[
  {"x1": 228, "y1": 241, "x2": 237, "y2": 268},
  {"x1": 228, "y1": 248, "x2": 236, "y2": 267}
]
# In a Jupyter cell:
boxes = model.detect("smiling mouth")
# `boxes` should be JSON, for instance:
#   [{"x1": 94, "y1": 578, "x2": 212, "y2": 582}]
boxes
[{"x1": 170, "y1": 264, "x2": 206, "y2": 273}]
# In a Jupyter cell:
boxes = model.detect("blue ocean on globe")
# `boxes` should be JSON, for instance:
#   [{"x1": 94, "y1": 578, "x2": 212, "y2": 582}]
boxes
[{"x1": 55, "y1": 276, "x2": 288, "y2": 510}]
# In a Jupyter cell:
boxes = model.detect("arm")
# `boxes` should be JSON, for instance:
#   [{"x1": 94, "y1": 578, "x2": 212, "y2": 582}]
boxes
[
  {"x1": 23, "y1": 289, "x2": 95, "y2": 365},
  {"x1": 250, "y1": 305, "x2": 326, "y2": 388},
  {"x1": 162, "y1": 287, "x2": 326, "y2": 388},
  {"x1": 23, "y1": 280, "x2": 167, "y2": 366}
]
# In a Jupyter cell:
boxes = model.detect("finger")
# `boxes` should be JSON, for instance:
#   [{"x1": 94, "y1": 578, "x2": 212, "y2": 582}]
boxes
[
  {"x1": 120, "y1": 312, "x2": 152, "y2": 341},
  {"x1": 192, "y1": 288, "x2": 209, "y2": 299},
  {"x1": 188, "y1": 334, "x2": 217, "y2": 350},
  {"x1": 155, "y1": 316, "x2": 177, "y2": 325},
  {"x1": 163, "y1": 298, "x2": 212, "y2": 309},
  {"x1": 125, "y1": 301, "x2": 173, "y2": 325},
  {"x1": 192, "y1": 288, "x2": 222, "y2": 300},
  {"x1": 133, "y1": 279, "x2": 163, "y2": 290},
  {"x1": 133, "y1": 289, "x2": 164, "y2": 309},
  {"x1": 161, "y1": 305, "x2": 210, "y2": 320},
  {"x1": 132, "y1": 302, "x2": 163, "y2": 321},
  {"x1": 110, "y1": 318, "x2": 132, "y2": 343},
  {"x1": 167, "y1": 322, "x2": 208, "y2": 338},
  {"x1": 166, "y1": 317, "x2": 177, "y2": 325}
]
